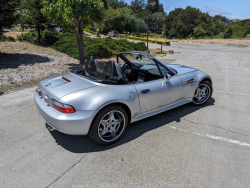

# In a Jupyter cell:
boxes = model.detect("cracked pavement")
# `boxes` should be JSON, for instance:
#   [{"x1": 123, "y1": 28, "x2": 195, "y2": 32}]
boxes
[{"x1": 1, "y1": 42, "x2": 250, "y2": 187}]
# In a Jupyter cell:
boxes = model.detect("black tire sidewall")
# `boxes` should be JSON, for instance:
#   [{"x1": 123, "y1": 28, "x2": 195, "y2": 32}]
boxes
[{"x1": 88, "y1": 105, "x2": 128, "y2": 145}]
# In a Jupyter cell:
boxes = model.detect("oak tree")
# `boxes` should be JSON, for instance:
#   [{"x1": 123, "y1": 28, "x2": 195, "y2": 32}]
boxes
[{"x1": 42, "y1": 0, "x2": 104, "y2": 65}]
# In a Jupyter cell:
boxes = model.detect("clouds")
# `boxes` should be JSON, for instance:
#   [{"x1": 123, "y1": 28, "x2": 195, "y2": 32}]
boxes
[{"x1": 204, "y1": 5, "x2": 247, "y2": 20}]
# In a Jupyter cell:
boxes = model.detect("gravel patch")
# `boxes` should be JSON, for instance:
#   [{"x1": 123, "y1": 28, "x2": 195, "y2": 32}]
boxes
[{"x1": 0, "y1": 42, "x2": 79, "y2": 94}]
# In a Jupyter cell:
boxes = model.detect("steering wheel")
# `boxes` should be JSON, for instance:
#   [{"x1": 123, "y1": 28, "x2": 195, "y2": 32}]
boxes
[
  {"x1": 122, "y1": 63, "x2": 132, "y2": 78},
  {"x1": 122, "y1": 62, "x2": 138, "y2": 78}
]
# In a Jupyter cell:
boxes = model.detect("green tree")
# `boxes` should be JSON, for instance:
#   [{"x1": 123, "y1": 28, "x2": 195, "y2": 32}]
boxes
[
  {"x1": 101, "y1": 8, "x2": 125, "y2": 33},
  {"x1": 21, "y1": 0, "x2": 47, "y2": 44},
  {"x1": 165, "y1": 6, "x2": 224, "y2": 38},
  {"x1": 130, "y1": 0, "x2": 146, "y2": 13},
  {"x1": 42, "y1": 0, "x2": 104, "y2": 65},
  {"x1": 194, "y1": 25, "x2": 206, "y2": 38},
  {"x1": 0, "y1": 0, "x2": 19, "y2": 34},
  {"x1": 124, "y1": 13, "x2": 146, "y2": 33},
  {"x1": 150, "y1": 12, "x2": 165, "y2": 33},
  {"x1": 147, "y1": 0, "x2": 164, "y2": 14},
  {"x1": 224, "y1": 27, "x2": 233, "y2": 38}
]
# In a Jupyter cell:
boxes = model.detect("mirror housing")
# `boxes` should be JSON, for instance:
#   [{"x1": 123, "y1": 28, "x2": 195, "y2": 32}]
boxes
[{"x1": 165, "y1": 73, "x2": 171, "y2": 83}]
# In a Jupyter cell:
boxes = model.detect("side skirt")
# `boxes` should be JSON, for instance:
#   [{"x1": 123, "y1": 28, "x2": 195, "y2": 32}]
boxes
[{"x1": 131, "y1": 99, "x2": 191, "y2": 123}]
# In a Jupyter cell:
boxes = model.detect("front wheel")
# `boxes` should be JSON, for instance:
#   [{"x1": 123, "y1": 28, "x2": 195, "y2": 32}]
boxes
[
  {"x1": 191, "y1": 80, "x2": 213, "y2": 105},
  {"x1": 88, "y1": 105, "x2": 128, "y2": 145}
]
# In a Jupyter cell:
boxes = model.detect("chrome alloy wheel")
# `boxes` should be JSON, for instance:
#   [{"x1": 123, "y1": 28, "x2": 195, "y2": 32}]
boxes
[
  {"x1": 98, "y1": 110, "x2": 125, "y2": 142},
  {"x1": 193, "y1": 84, "x2": 210, "y2": 104}
]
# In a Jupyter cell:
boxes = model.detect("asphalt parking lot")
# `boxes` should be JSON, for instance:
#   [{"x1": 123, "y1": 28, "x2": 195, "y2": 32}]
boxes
[{"x1": 1, "y1": 42, "x2": 250, "y2": 188}]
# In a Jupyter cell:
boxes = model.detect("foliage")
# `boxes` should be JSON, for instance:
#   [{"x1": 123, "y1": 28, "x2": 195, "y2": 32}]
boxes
[
  {"x1": 194, "y1": 25, "x2": 206, "y2": 38},
  {"x1": 130, "y1": 0, "x2": 146, "y2": 13},
  {"x1": 0, "y1": 35, "x2": 16, "y2": 42},
  {"x1": 84, "y1": 29, "x2": 96, "y2": 35},
  {"x1": 149, "y1": 12, "x2": 165, "y2": 33},
  {"x1": 165, "y1": 6, "x2": 225, "y2": 38},
  {"x1": 223, "y1": 27, "x2": 233, "y2": 39},
  {"x1": 147, "y1": 0, "x2": 165, "y2": 14},
  {"x1": 101, "y1": 8, "x2": 126, "y2": 33},
  {"x1": 223, "y1": 19, "x2": 250, "y2": 38},
  {"x1": 128, "y1": 35, "x2": 170, "y2": 45},
  {"x1": 17, "y1": 31, "x2": 72, "y2": 45},
  {"x1": 53, "y1": 35, "x2": 146, "y2": 59},
  {"x1": 20, "y1": 0, "x2": 48, "y2": 44},
  {"x1": 0, "y1": 0, "x2": 19, "y2": 33},
  {"x1": 42, "y1": 0, "x2": 105, "y2": 65},
  {"x1": 124, "y1": 13, "x2": 147, "y2": 33}
]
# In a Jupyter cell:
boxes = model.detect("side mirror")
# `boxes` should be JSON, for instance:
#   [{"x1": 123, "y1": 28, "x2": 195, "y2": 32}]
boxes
[{"x1": 165, "y1": 73, "x2": 171, "y2": 83}]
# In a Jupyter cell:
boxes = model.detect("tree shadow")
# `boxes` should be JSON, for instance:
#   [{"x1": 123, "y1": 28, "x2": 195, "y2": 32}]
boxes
[
  {"x1": 0, "y1": 53, "x2": 51, "y2": 69},
  {"x1": 46, "y1": 98, "x2": 215, "y2": 153}
]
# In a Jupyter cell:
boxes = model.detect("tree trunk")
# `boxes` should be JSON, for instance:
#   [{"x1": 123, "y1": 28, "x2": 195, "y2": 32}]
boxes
[
  {"x1": 73, "y1": 23, "x2": 85, "y2": 66},
  {"x1": 37, "y1": 26, "x2": 41, "y2": 45}
]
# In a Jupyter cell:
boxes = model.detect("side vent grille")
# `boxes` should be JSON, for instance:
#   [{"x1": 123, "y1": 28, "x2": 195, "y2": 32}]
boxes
[{"x1": 184, "y1": 78, "x2": 195, "y2": 85}]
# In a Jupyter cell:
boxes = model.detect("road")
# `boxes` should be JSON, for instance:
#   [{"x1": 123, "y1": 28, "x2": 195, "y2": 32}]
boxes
[{"x1": 1, "y1": 42, "x2": 250, "y2": 188}]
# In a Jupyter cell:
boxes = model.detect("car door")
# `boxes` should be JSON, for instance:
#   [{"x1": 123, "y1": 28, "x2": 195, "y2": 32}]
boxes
[
  {"x1": 157, "y1": 63, "x2": 183, "y2": 107},
  {"x1": 134, "y1": 62, "x2": 183, "y2": 114}
]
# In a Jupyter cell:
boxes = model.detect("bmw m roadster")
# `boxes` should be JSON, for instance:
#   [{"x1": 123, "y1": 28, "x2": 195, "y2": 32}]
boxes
[{"x1": 34, "y1": 52, "x2": 213, "y2": 145}]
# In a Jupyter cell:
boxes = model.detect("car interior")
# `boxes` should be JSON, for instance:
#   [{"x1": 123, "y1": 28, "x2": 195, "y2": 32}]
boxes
[{"x1": 76, "y1": 53, "x2": 173, "y2": 85}]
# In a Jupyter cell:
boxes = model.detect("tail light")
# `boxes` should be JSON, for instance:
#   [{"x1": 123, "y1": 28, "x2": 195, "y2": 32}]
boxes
[{"x1": 52, "y1": 99, "x2": 75, "y2": 113}]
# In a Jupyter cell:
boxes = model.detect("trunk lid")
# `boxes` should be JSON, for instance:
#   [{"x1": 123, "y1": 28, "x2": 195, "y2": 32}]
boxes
[{"x1": 38, "y1": 72, "x2": 98, "y2": 100}]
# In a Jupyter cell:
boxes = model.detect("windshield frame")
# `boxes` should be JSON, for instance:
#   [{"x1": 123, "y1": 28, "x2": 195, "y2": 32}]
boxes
[{"x1": 117, "y1": 52, "x2": 176, "y2": 78}]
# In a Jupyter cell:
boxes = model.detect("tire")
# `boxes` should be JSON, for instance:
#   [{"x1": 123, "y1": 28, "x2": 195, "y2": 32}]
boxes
[
  {"x1": 191, "y1": 80, "x2": 213, "y2": 106},
  {"x1": 88, "y1": 105, "x2": 128, "y2": 145}
]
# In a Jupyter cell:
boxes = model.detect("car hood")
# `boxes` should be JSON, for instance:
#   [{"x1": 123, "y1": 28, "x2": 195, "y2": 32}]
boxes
[
  {"x1": 38, "y1": 72, "x2": 99, "y2": 100},
  {"x1": 167, "y1": 64, "x2": 198, "y2": 75}
]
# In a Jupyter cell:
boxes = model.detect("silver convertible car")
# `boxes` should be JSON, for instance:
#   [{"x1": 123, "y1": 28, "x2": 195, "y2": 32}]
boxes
[{"x1": 34, "y1": 52, "x2": 213, "y2": 145}]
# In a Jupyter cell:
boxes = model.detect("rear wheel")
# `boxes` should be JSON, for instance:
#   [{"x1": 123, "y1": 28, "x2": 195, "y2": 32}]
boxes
[
  {"x1": 88, "y1": 105, "x2": 128, "y2": 145},
  {"x1": 191, "y1": 80, "x2": 212, "y2": 105}
]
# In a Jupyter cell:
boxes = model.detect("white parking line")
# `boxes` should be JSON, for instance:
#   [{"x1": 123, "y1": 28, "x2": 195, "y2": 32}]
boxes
[
  {"x1": 215, "y1": 90, "x2": 250, "y2": 97},
  {"x1": 167, "y1": 125, "x2": 250, "y2": 148}
]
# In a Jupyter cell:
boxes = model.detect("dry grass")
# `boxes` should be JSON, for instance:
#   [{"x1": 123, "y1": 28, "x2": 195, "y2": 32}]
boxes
[
  {"x1": 3, "y1": 32, "x2": 25, "y2": 39},
  {"x1": 168, "y1": 39, "x2": 250, "y2": 46},
  {"x1": 0, "y1": 42, "x2": 79, "y2": 94}
]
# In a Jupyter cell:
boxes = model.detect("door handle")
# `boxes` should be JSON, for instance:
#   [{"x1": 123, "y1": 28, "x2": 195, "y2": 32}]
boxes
[{"x1": 141, "y1": 89, "x2": 150, "y2": 94}]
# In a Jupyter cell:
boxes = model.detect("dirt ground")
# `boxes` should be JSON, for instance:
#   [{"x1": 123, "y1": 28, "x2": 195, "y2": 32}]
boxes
[{"x1": 0, "y1": 42, "x2": 79, "y2": 94}]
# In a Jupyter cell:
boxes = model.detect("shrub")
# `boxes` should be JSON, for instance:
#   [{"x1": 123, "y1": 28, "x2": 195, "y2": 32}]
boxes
[
  {"x1": 0, "y1": 35, "x2": 15, "y2": 42},
  {"x1": 86, "y1": 43, "x2": 112, "y2": 59},
  {"x1": 17, "y1": 31, "x2": 70, "y2": 45},
  {"x1": 17, "y1": 31, "x2": 38, "y2": 43},
  {"x1": 134, "y1": 42, "x2": 147, "y2": 51},
  {"x1": 224, "y1": 27, "x2": 233, "y2": 39},
  {"x1": 53, "y1": 36, "x2": 147, "y2": 59},
  {"x1": 84, "y1": 29, "x2": 96, "y2": 35},
  {"x1": 128, "y1": 35, "x2": 170, "y2": 45},
  {"x1": 6, "y1": 36, "x2": 15, "y2": 42},
  {"x1": 43, "y1": 31, "x2": 63, "y2": 45},
  {"x1": 0, "y1": 35, "x2": 7, "y2": 41}
]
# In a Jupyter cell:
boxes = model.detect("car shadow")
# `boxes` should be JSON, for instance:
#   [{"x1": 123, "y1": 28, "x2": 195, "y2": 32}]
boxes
[
  {"x1": 47, "y1": 98, "x2": 215, "y2": 153},
  {"x1": 0, "y1": 53, "x2": 51, "y2": 69}
]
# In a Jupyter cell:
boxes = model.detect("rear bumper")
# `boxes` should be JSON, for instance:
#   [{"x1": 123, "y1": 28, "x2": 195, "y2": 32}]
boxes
[{"x1": 34, "y1": 93, "x2": 96, "y2": 135}]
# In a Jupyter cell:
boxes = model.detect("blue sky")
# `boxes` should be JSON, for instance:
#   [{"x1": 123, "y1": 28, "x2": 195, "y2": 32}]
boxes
[{"x1": 125, "y1": 0, "x2": 250, "y2": 20}]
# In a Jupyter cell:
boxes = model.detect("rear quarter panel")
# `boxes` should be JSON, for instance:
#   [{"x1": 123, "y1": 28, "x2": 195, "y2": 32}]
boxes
[{"x1": 58, "y1": 84, "x2": 141, "y2": 120}]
